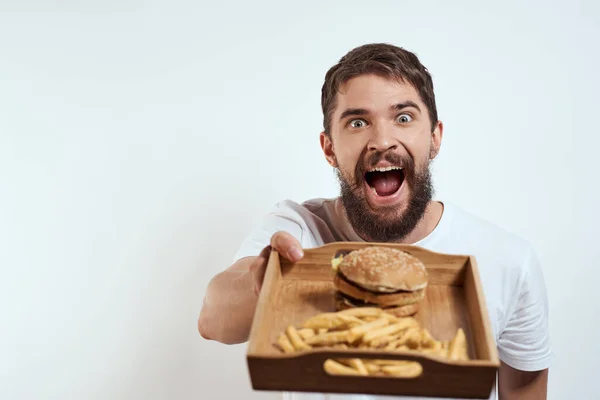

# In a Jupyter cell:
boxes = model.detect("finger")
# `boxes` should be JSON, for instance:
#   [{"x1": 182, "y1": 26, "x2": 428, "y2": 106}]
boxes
[
  {"x1": 270, "y1": 231, "x2": 303, "y2": 262},
  {"x1": 258, "y1": 244, "x2": 272, "y2": 260}
]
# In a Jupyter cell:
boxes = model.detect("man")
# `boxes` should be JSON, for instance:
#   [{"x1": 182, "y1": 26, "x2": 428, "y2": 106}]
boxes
[{"x1": 198, "y1": 43, "x2": 552, "y2": 400}]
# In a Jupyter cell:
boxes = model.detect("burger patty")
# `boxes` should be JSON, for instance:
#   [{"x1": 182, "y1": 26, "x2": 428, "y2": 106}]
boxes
[
  {"x1": 334, "y1": 291, "x2": 420, "y2": 317},
  {"x1": 333, "y1": 272, "x2": 425, "y2": 307}
]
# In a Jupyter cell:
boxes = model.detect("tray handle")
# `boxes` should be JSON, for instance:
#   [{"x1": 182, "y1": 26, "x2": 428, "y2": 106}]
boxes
[
  {"x1": 323, "y1": 353, "x2": 425, "y2": 380},
  {"x1": 287, "y1": 348, "x2": 456, "y2": 381}
]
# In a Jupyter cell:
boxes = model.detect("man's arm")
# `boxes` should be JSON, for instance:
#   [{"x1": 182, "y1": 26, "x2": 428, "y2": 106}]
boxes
[
  {"x1": 198, "y1": 231, "x2": 303, "y2": 344},
  {"x1": 498, "y1": 361, "x2": 548, "y2": 400},
  {"x1": 496, "y1": 246, "x2": 552, "y2": 399},
  {"x1": 198, "y1": 256, "x2": 258, "y2": 344}
]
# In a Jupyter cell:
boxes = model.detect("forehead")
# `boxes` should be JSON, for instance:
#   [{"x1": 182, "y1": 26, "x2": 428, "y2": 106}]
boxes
[{"x1": 334, "y1": 74, "x2": 423, "y2": 114}]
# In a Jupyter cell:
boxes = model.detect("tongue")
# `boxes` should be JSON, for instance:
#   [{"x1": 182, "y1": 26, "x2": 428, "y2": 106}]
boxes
[{"x1": 371, "y1": 171, "x2": 402, "y2": 196}]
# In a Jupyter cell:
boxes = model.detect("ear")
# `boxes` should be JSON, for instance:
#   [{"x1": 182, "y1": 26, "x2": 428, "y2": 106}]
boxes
[
  {"x1": 320, "y1": 131, "x2": 338, "y2": 168},
  {"x1": 429, "y1": 121, "x2": 444, "y2": 160}
]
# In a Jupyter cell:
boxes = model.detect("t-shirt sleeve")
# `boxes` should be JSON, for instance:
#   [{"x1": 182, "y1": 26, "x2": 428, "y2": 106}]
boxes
[
  {"x1": 496, "y1": 247, "x2": 553, "y2": 371},
  {"x1": 233, "y1": 203, "x2": 305, "y2": 263}
]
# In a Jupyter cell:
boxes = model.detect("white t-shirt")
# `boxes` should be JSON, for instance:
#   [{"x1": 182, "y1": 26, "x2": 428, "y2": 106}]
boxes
[{"x1": 235, "y1": 198, "x2": 552, "y2": 400}]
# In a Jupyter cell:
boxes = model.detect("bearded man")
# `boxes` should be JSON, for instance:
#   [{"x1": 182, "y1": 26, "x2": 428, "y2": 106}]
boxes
[{"x1": 198, "y1": 43, "x2": 552, "y2": 400}]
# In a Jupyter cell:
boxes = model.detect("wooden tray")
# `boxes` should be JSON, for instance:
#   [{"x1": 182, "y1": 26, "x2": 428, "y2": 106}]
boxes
[{"x1": 246, "y1": 242, "x2": 500, "y2": 399}]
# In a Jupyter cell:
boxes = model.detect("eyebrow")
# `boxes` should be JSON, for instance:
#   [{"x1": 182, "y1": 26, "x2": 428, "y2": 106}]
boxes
[
  {"x1": 339, "y1": 108, "x2": 369, "y2": 121},
  {"x1": 339, "y1": 101, "x2": 421, "y2": 121},
  {"x1": 392, "y1": 101, "x2": 421, "y2": 113}
]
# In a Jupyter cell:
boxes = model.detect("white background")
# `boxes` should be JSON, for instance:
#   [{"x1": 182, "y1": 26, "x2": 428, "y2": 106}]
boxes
[{"x1": 1, "y1": 1, "x2": 598, "y2": 399}]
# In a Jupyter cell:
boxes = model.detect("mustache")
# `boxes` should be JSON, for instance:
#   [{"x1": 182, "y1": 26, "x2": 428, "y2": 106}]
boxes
[{"x1": 354, "y1": 150, "x2": 415, "y2": 186}]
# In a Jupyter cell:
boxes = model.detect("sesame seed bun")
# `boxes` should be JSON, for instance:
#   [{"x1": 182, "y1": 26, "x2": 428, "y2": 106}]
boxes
[{"x1": 337, "y1": 247, "x2": 429, "y2": 292}]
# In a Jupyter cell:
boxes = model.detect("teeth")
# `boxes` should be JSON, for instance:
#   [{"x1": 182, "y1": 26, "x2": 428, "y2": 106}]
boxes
[{"x1": 369, "y1": 166, "x2": 402, "y2": 172}]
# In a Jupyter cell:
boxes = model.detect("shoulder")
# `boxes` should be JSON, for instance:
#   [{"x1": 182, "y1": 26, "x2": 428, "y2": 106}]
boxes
[
  {"x1": 267, "y1": 197, "x2": 339, "y2": 221},
  {"x1": 444, "y1": 202, "x2": 534, "y2": 262},
  {"x1": 244, "y1": 197, "x2": 340, "y2": 241},
  {"x1": 437, "y1": 202, "x2": 542, "y2": 294},
  {"x1": 232, "y1": 198, "x2": 335, "y2": 262}
]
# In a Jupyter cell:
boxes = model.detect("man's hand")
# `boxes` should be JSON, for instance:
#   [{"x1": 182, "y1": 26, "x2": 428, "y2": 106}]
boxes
[
  {"x1": 498, "y1": 361, "x2": 548, "y2": 400},
  {"x1": 198, "y1": 231, "x2": 303, "y2": 344},
  {"x1": 249, "y1": 231, "x2": 304, "y2": 295}
]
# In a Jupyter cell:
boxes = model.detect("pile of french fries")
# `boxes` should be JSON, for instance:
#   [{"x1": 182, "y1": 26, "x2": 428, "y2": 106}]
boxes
[{"x1": 275, "y1": 307, "x2": 469, "y2": 377}]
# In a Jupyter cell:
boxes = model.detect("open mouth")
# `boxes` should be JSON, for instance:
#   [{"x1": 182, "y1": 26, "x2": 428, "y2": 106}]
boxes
[{"x1": 365, "y1": 166, "x2": 405, "y2": 197}]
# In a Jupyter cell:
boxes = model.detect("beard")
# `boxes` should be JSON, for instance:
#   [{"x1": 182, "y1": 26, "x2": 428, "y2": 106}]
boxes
[{"x1": 335, "y1": 150, "x2": 434, "y2": 243}]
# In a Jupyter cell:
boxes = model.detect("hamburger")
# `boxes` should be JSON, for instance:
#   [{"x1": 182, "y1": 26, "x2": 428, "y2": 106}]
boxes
[{"x1": 331, "y1": 246, "x2": 428, "y2": 317}]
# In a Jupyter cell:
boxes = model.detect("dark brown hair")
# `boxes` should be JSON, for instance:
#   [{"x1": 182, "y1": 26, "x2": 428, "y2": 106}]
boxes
[{"x1": 321, "y1": 43, "x2": 438, "y2": 135}]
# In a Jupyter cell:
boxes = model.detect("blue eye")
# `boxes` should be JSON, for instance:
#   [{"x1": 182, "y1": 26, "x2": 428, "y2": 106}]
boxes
[
  {"x1": 349, "y1": 119, "x2": 367, "y2": 128},
  {"x1": 397, "y1": 114, "x2": 413, "y2": 123}
]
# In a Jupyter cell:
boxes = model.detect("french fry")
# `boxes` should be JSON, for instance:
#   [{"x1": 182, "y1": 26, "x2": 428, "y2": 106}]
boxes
[
  {"x1": 336, "y1": 358, "x2": 353, "y2": 367},
  {"x1": 276, "y1": 332, "x2": 295, "y2": 353},
  {"x1": 385, "y1": 327, "x2": 420, "y2": 350},
  {"x1": 421, "y1": 348, "x2": 445, "y2": 357},
  {"x1": 286, "y1": 325, "x2": 311, "y2": 351},
  {"x1": 370, "y1": 359, "x2": 413, "y2": 366},
  {"x1": 419, "y1": 339, "x2": 444, "y2": 357},
  {"x1": 454, "y1": 329, "x2": 469, "y2": 360},
  {"x1": 362, "y1": 318, "x2": 418, "y2": 343},
  {"x1": 348, "y1": 358, "x2": 369, "y2": 375},
  {"x1": 324, "y1": 359, "x2": 362, "y2": 376},
  {"x1": 405, "y1": 329, "x2": 423, "y2": 349},
  {"x1": 298, "y1": 328, "x2": 316, "y2": 340},
  {"x1": 338, "y1": 315, "x2": 366, "y2": 328},
  {"x1": 362, "y1": 316, "x2": 379, "y2": 323},
  {"x1": 305, "y1": 330, "x2": 350, "y2": 346},
  {"x1": 364, "y1": 361, "x2": 380, "y2": 374},
  {"x1": 448, "y1": 328, "x2": 467, "y2": 361},
  {"x1": 348, "y1": 318, "x2": 389, "y2": 342},
  {"x1": 369, "y1": 332, "x2": 403, "y2": 348},
  {"x1": 380, "y1": 361, "x2": 423, "y2": 378},
  {"x1": 419, "y1": 328, "x2": 436, "y2": 348},
  {"x1": 302, "y1": 313, "x2": 346, "y2": 330},
  {"x1": 384, "y1": 338, "x2": 403, "y2": 350},
  {"x1": 304, "y1": 315, "x2": 364, "y2": 331},
  {"x1": 421, "y1": 339, "x2": 442, "y2": 353},
  {"x1": 379, "y1": 312, "x2": 401, "y2": 323}
]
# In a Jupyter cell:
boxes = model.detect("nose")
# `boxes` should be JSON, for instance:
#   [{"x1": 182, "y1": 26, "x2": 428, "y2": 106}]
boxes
[{"x1": 367, "y1": 124, "x2": 398, "y2": 152}]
